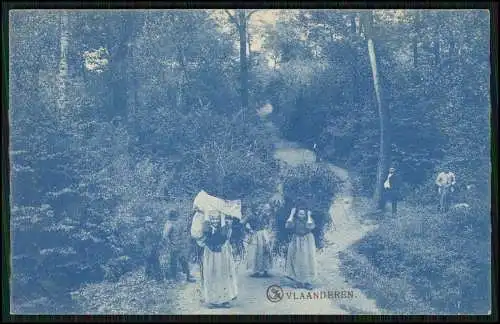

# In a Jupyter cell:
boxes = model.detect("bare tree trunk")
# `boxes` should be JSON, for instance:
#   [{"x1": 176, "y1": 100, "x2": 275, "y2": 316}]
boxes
[
  {"x1": 434, "y1": 17, "x2": 441, "y2": 68},
  {"x1": 127, "y1": 18, "x2": 143, "y2": 119},
  {"x1": 238, "y1": 9, "x2": 249, "y2": 113},
  {"x1": 350, "y1": 14, "x2": 357, "y2": 34},
  {"x1": 247, "y1": 26, "x2": 252, "y2": 67},
  {"x1": 412, "y1": 11, "x2": 420, "y2": 68},
  {"x1": 225, "y1": 9, "x2": 256, "y2": 115},
  {"x1": 434, "y1": 38, "x2": 441, "y2": 67},
  {"x1": 449, "y1": 34, "x2": 456, "y2": 58},
  {"x1": 57, "y1": 12, "x2": 69, "y2": 112},
  {"x1": 363, "y1": 11, "x2": 391, "y2": 209},
  {"x1": 110, "y1": 15, "x2": 138, "y2": 123}
]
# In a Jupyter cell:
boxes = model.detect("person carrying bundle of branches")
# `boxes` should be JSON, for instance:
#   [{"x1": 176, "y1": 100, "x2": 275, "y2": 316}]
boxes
[
  {"x1": 241, "y1": 203, "x2": 274, "y2": 278},
  {"x1": 284, "y1": 207, "x2": 317, "y2": 290}
]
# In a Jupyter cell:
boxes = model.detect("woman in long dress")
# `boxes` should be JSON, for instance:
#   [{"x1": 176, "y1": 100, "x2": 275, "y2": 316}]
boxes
[
  {"x1": 285, "y1": 207, "x2": 317, "y2": 290},
  {"x1": 243, "y1": 203, "x2": 274, "y2": 277},
  {"x1": 191, "y1": 210, "x2": 238, "y2": 308}
]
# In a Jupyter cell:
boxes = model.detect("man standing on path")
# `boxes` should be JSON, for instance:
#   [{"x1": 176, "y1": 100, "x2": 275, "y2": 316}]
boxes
[{"x1": 382, "y1": 167, "x2": 402, "y2": 216}]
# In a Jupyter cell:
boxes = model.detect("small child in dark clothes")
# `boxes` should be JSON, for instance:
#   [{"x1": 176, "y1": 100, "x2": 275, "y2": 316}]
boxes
[
  {"x1": 162, "y1": 209, "x2": 196, "y2": 282},
  {"x1": 139, "y1": 216, "x2": 163, "y2": 281}
]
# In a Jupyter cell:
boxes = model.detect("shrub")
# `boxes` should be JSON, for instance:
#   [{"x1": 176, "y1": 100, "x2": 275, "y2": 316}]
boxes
[
  {"x1": 343, "y1": 199, "x2": 491, "y2": 314},
  {"x1": 71, "y1": 270, "x2": 177, "y2": 314}
]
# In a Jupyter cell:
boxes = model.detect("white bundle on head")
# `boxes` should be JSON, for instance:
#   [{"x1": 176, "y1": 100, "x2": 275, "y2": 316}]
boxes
[{"x1": 193, "y1": 190, "x2": 242, "y2": 220}]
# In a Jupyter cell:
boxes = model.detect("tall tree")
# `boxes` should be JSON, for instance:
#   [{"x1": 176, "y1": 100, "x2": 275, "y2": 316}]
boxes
[
  {"x1": 361, "y1": 10, "x2": 391, "y2": 208},
  {"x1": 224, "y1": 9, "x2": 258, "y2": 113},
  {"x1": 107, "y1": 13, "x2": 139, "y2": 122},
  {"x1": 57, "y1": 11, "x2": 69, "y2": 113},
  {"x1": 412, "y1": 10, "x2": 420, "y2": 68},
  {"x1": 433, "y1": 16, "x2": 441, "y2": 68}
]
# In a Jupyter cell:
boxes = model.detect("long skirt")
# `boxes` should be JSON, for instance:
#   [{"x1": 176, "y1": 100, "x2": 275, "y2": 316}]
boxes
[
  {"x1": 247, "y1": 229, "x2": 273, "y2": 273},
  {"x1": 202, "y1": 242, "x2": 238, "y2": 305},
  {"x1": 285, "y1": 233, "x2": 317, "y2": 284}
]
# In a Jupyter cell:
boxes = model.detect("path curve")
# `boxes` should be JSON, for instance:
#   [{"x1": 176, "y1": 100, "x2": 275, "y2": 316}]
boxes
[{"x1": 171, "y1": 121, "x2": 381, "y2": 315}]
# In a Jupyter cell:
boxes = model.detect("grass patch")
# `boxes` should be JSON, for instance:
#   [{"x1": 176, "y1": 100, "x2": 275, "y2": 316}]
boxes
[
  {"x1": 340, "y1": 197, "x2": 491, "y2": 314},
  {"x1": 71, "y1": 269, "x2": 178, "y2": 314}
]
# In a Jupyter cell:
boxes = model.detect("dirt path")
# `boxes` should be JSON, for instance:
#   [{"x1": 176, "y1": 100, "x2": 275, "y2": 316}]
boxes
[{"x1": 171, "y1": 124, "x2": 381, "y2": 315}]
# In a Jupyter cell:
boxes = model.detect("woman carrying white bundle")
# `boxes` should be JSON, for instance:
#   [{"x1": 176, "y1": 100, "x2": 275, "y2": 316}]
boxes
[
  {"x1": 285, "y1": 207, "x2": 317, "y2": 290},
  {"x1": 192, "y1": 210, "x2": 238, "y2": 308},
  {"x1": 242, "y1": 203, "x2": 274, "y2": 277}
]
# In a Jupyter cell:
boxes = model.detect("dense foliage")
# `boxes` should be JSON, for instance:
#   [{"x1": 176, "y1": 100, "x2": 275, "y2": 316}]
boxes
[
  {"x1": 260, "y1": 10, "x2": 490, "y2": 196},
  {"x1": 9, "y1": 10, "x2": 280, "y2": 313},
  {"x1": 340, "y1": 195, "x2": 490, "y2": 314},
  {"x1": 8, "y1": 9, "x2": 491, "y2": 314}
]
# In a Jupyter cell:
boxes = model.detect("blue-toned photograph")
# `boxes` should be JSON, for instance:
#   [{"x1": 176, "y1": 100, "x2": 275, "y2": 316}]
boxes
[{"x1": 8, "y1": 9, "x2": 491, "y2": 315}]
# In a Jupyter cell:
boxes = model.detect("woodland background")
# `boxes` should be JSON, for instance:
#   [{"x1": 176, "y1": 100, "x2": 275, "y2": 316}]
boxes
[{"x1": 8, "y1": 9, "x2": 491, "y2": 314}]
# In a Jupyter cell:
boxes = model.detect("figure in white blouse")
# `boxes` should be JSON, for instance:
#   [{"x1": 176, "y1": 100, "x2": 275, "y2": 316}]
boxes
[{"x1": 435, "y1": 169, "x2": 456, "y2": 212}]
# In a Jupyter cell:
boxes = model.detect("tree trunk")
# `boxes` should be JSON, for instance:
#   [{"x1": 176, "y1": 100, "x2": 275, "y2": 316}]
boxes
[
  {"x1": 57, "y1": 12, "x2": 69, "y2": 113},
  {"x1": 412, "y1": 11, "x2": 420, "y2": 68},
  {"x1": 350, "y1": 14, "x2": 357, "y2": 34},
  {"x1": 449, "y1": 35, "x2": 456, "y2": 58},
  {"x1": 127, "y1": 18, "x2": 142, "y2": 120},
  {"x1": 434, "y1": 18, "x2": 441, "y2": 67},
  {"x1": 109, "y1": 15, "x2": 136, "y2": 122},
  {"x1": 247, "y1": 29, "x2": 253, "y2": 70},
  {"x1": 238, "y1": 9, "x2": 249, "y2": 113},
  {"x1": 434, "y1": 39, "x2": 440, "y2": 67},
  {"x1": 363, "y1": 11, "x2": 390, "y2": 209}
]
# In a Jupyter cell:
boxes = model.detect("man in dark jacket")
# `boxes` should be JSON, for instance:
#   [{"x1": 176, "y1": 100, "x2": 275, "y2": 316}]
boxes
[{"x1": 382, "y1": 167, "x2": 402, "y2": 216}]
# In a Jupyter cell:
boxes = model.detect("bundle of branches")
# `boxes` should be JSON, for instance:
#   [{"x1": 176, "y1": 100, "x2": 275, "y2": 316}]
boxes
[{"x1": 272, "y1": 164, "x2": 339, "y2": 257}]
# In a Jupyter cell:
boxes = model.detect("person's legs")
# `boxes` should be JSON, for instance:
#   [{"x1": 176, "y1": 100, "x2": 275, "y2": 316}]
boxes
[
  {"x1": 437, "y1": 188, "x2": 442, "y2": 212},
  {"x1": 440, "y1": 187, "x2": 450, "y2": 212},
  {"x1": 180, "y1": 255, "x2": 196, "y2": 282},
  {"x1": 179, "y1": 256, "x2": 188, "y2": 274},
  {"x1": 167, "y1": 250, "x2": 179, "y2": 280},
  {"x1": 390, "y1": 191, "x2": 397, "y2": 216},
  {"x1": 145, "y1": 253, "x2": 161, "y2": 281},
  {"x1": 145, "y1": 257, "x2": 153, "y2": 279},
  {"x1": 448, "y1": 187, "x2": 454, "y2": 209},
  {"x1": 444, "y1": 189, "x2": 450, "y2": 212},
  {"x1": 439, "y1": 188, "x2": 445, "y2": 213},
  {"x1": 152, "y1": 254, "x2": 163, "y2": 281},
  {"x1": 379, "y1": 190, "x2": 387, "y2": 212}
]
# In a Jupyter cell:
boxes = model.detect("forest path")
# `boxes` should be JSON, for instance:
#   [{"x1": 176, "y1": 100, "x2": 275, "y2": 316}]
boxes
[{"x1": 170, "y1": 120, "x2": 381, "y2": 314}]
